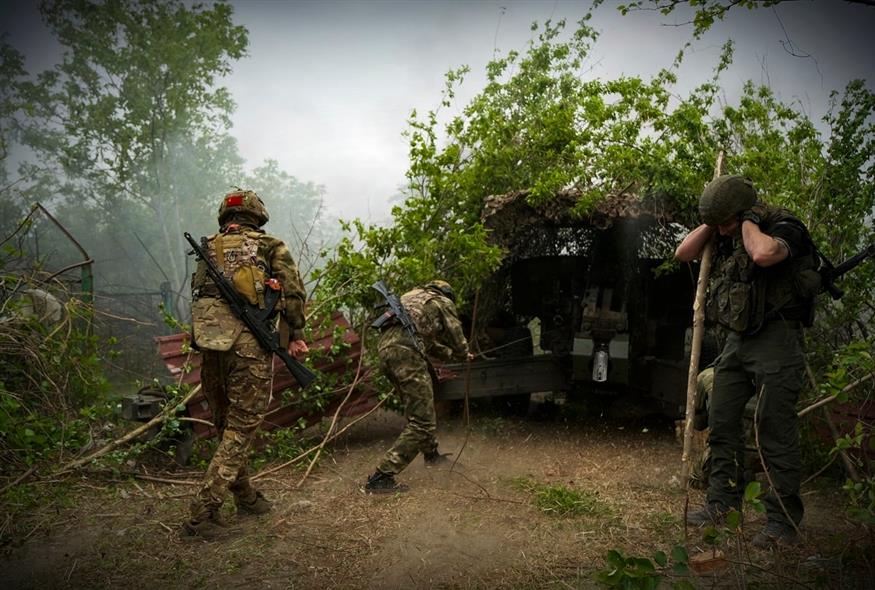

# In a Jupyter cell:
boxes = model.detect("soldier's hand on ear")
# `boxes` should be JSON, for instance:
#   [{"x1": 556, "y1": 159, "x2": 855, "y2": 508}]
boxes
[
  {"x1": 740, "y1": 204, "x2": 767, "y2": 225},
  {"x1": 288, "y1": 339, "x2": 309, "y2": 357}
]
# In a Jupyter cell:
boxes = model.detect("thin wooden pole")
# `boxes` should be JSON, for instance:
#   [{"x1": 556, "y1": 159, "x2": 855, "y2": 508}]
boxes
[{"x1": 680, "y1": 151, "x2": 723, "y2": 487}]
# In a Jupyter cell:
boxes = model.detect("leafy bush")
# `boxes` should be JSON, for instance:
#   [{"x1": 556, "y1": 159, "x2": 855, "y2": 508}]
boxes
[
  {"x1": 0, "y1": 279, "x2": 113, "y2": 473},
  {"x1": 595, "y1": 546, "x2": 692, "y2": 590}
]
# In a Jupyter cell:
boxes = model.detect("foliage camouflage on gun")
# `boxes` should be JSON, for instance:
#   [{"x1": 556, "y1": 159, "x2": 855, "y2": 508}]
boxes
[
  {"x1": 371, "y1": 280, "x2": 424, "y2": 354},
  {"x1": 184, "y1": 231, "x2": 316, "y2": 388}
]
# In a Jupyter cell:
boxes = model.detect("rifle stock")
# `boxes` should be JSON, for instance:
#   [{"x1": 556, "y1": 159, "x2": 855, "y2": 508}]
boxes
[
  {"x1": 184, "y1": 232, "x2": 316, "y2": 388},
  {"x1": 371, "y1": 280, "x2": 423, "y2": 353}
]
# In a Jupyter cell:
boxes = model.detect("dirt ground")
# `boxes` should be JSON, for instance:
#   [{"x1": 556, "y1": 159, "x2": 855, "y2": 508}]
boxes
[{"x1": 1, "y1": 406, "x2": 872, "y2": 590}]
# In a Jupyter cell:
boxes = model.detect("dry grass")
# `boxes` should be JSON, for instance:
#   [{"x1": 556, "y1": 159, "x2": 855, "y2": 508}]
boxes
[{"x1": 1, "y1": 409, "x2": 872, "y2": 589}]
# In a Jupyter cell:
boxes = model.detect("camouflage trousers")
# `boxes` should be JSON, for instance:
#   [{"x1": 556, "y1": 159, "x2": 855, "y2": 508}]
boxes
[
  {"x1": 190, "y1": 331, "x2": 271, "y2": 522},
  {"x1": 376, "y1": 344, "x2": 438, "y2": 475}
]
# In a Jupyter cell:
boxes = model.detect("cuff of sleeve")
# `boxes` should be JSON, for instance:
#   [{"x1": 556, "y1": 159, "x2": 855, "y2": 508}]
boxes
[
  {"x1": 291, "y1": 328, "x2": 305, "y2": 342},
  {"x1": 773, "y1": 236, "x2": 792, "y2": 258}
]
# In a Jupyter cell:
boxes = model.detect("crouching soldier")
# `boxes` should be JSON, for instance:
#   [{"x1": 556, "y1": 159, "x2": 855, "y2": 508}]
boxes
[
  {"x1": 365, "y1": 280, "x2": 474, "y2": 493},
  {"x1": 183, "y1": 189, "x2": 308, "y2": 538}
]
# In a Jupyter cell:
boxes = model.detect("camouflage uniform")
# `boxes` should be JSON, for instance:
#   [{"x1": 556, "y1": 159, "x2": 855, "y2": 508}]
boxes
[
  {"x1": 689, "y1": 367, "x2": 715, "y2": 489},
  {"x1": 188, "y1": 201, "x2": 306, "y2": 524},
  {"x1": 376, "y1": 286, "x2": 469, "y2": 476},
  {"x1": 704, "y1": 205, "x2": 814, "y2": 528}
]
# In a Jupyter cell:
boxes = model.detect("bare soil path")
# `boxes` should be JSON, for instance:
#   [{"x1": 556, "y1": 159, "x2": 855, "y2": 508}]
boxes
[{"x1": 0, "y1": 408, "x2": 870, "y2": 589}]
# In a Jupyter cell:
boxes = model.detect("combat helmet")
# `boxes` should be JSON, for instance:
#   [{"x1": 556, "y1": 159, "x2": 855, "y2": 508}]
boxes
[
  {"x1": 425, "y1": 279, "x2": 455, "y2": 302},
  {"x1": 699, "y1": 175, "x2": 757, "y2": 226},
  {"x1": 218, "y1": 188, "x2": 269, "y2": 226}
]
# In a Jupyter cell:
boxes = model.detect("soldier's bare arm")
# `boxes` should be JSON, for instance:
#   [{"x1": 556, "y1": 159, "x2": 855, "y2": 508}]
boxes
[
  {"x1": 741, "y1": 220, "x2": 789, "y2": 267},
  {"x1": 675, "y1": 224, "x2": 715, "y2": 262}
]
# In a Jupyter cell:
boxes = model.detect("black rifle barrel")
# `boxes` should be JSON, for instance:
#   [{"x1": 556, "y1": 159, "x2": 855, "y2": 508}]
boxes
[
  {"x1": 184, "y1": 232, "x2": 316, "y2": 388},
  {"x1": 822, "y1": 243, "x2": 875, "y2": 301},
  {"x1": 833, "y1": 243, "x2": 875, "y2": 278}
]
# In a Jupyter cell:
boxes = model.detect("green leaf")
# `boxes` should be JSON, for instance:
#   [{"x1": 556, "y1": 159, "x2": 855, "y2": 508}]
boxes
[
  {"x1": 744, "y1": 481, "x2": 762, "y2": 501},
  {"x1": 652, "y1": 550, "x2": 667, "y2": 567}
]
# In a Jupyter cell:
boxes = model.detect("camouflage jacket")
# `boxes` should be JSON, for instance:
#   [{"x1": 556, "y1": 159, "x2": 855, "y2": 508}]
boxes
[
  {"x1": 191, "y1": 223, "x2": 306, "y2": 351},
  {"x1": 379, "y1": 287, "x2": 469, "y2": 363}
]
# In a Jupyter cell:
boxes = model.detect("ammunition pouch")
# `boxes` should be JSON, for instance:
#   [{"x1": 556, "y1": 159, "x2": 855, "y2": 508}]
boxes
[
  {"x1": 707, "y1": 244, "x2": 762, "y2": 334},
  {"x1": 232, "y1": 265, "x2": 267, "y2": 308}
]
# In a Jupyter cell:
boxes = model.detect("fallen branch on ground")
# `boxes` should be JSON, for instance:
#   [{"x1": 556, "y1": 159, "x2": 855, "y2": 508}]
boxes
[
  {"x1": 56, "y1": 384, "x2": 201, "y2": 475},
  {"x1": 0, "y1": 465, "x2": 37, "y2": 496},
  {"x1": 253, "y1": 395, "x2": 386, "y2": 481},
  {"x1": 296, "y1": 325, "x2": 370, "y2": 488}
]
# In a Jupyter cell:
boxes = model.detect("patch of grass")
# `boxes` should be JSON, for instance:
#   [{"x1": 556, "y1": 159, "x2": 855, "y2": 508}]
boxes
[
  {"x1": 647, "y1": 511, "x2": 681, "y2": 535},
  {"x1": 511, "y1": 476, "x2": 612, "y2": 517}
]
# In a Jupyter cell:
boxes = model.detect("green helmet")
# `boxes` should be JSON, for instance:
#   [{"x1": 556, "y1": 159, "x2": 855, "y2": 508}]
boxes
[
  {"x1": 425, "y1": 279, "x2": 455, "y2": 302},
  {"x1": 699, "y1": 175, "x2": 757, "y2": 226},
  {"x1": 218, "y1": 188, "x2": 269, "y2": 226}
]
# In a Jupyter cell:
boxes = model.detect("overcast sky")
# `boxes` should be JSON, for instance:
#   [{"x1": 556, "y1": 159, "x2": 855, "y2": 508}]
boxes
[{"x1": 3, "y1": 0, "x2": 874, "y2": 224}]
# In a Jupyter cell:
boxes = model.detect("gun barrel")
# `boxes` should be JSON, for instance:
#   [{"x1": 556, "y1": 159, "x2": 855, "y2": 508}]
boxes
[{"x1": 833, "y1": 244, "x2": 875, "y2": 277}]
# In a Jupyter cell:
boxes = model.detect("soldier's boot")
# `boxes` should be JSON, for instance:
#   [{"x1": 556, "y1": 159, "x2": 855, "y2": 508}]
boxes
[
  {"x1": 181, "y1": 508, "x2": 230, "y2": 541},
  {"x1": 751, "y1": 520, "x2": 800, "y2": 549},
  {"x1": 423, "y1": 450, "x2": 452, "y2": 467},
  {"x1": 237, "y1": 490, "x2": 272, "y2": 517},
  {"x1": 686, "y1": 502, "x2": 739, "y2": 527},
  {"x1": 364, "y1": 470, "x2": 409, "y2": 494}
]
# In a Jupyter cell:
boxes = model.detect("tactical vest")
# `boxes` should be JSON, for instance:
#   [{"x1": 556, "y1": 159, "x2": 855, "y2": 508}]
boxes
[
  {"x1": 190, "y1": 227, "x2": 272, "y2": 351},
  {"x1": 400, "y1": 288, "x2": 443, "y2": 342},
  {"x1": 706, "y1": 207, "x2": 820, "y2": 334}
]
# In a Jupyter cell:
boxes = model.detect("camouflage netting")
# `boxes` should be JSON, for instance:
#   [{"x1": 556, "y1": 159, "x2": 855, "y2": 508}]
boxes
[
  {"x1": 472, "y1": 189, "x2": 686, "y2": 333},
  {"x1": 481, "y1": 188, "x2": 682, "y2": 252}
]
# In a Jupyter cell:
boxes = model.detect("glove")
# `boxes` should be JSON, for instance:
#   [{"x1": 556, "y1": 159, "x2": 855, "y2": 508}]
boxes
[{"x1": 740, "y1": 209, "x2": 761, "y2": 225}]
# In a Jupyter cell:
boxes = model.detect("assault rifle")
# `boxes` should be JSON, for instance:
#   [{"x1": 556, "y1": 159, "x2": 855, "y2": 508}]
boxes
[
  {"x1": 184, "y1": 232, "x2": 316, "y2": 388},
  {"x1": 819, "y1": 243, "x2": 875, "y2": 300},
  {"x1": 371, "y1": 280, "x2": 423, "y2": 353}
]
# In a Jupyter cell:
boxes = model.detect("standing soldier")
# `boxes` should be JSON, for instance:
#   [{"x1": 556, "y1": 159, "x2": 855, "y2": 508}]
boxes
[
  {"x1": 365, "y1": 280, "x2": 474, "y2": 493},
  {"x1": 183, "y1": 189, "x2": 308, "y2": 538},
  {"x1": 676, "y1": 175, "x2": 820, "y2": 548}
]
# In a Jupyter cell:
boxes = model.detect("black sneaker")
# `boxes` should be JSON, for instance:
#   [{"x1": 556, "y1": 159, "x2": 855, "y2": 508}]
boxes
[
  {"x1": 364, "y1": 470, "x2": 409, "y2": 494},
  {"x1": 686, "y1": 503, "x2": 738, "y2": 527},
  {"x1": 423, "y1": 450, "x2": 452, "y2": 467},
  {"x1": 752, "y1": 521, "x2": 800, "y2": 549}
]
